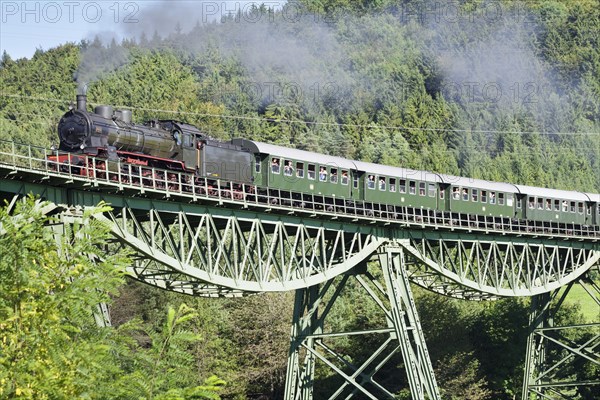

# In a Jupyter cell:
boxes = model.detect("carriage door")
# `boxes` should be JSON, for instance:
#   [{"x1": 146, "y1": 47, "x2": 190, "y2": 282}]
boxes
[
  {"x1": 518, "y1": 194, "x2": 528, "y2": 219},
  {"x1": 252, "y1": 154, "x2": 265, "y2": 186},
  {"x1": 585, "y1": 202, "x2": 593, "y2": 225},
  {"x1": 440, "y1": 183, "x2": 450, "y2": 212},
  {"x1": 350, "y1": 171, "x2": 364, "y2": 201}
]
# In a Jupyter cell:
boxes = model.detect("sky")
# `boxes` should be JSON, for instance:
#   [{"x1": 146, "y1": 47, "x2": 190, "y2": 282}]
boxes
[{"x1": 1, "y1": 1, "x2": 275, "y2": 60}]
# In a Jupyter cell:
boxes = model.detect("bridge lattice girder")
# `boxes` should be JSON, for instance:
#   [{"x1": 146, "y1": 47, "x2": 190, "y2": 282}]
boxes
[
  {"x1": 96, "y1": 204, "x2": 600, "y2": 298},
  {"x1": 1, "y1": 142, "x2": 598, "y2": 298},
  {"x1": 1, "y1": 175, "x2": 598, "y2": 298}
]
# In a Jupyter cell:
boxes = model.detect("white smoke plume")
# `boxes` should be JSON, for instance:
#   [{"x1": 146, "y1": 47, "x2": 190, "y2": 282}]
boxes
[{"x1": 73, "y1": 0, "x2": 581, "y2": 134}]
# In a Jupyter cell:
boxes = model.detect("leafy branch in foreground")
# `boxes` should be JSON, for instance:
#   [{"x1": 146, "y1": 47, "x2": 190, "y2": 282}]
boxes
[
  {"x1": 0, "y1": 199, "x2": 226, "y2": 399},
  {"x1": 0, "y1": 198, "x2": 127, "y2": 399}
]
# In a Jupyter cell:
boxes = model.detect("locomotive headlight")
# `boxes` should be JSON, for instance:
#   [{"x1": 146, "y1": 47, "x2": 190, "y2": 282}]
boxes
[{"x1": 80, "y1": 143, "x2": 86, "y2": 150}]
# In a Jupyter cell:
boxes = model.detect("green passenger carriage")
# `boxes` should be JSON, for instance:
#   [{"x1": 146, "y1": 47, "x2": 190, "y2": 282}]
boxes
[
  {"x1": 588, "y1": 193, "x2": 600, "y2": 226},
  {"x1": 231, "y1": 138, "x2": 599, "y2": 234},
  {"x1": 515, "y1": 185, "x2": 590, "y2": 225},
  {"x1": 232, "y1": 139, "x2": 356, "y2": 199},
  {"x1": 442, "y1": 176, "x2": 516, "y2": 218},
  {"x1": 356, "y1": 162, "x2": 440, "y2": 211}
]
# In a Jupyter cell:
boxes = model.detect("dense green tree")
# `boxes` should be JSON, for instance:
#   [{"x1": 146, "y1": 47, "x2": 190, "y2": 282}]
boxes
[
  {"x1": 0, "y1": 199, "x2": 226, "y2": 399},
  {"x1": 0, "y1": 199, "x2": 127, "y2": 398},
  {"x1": 226, "y1": 293, "x2": 294, "y2": 398},
  {"x1": 0, "y1": 44, "x2": 79, "y2": 146},
  {"x1": 468, "y1": 299, "x2": 530, "y2": 399},
  {"x1": 111, "y1": 283, "x2": 246, "y2": 399}
]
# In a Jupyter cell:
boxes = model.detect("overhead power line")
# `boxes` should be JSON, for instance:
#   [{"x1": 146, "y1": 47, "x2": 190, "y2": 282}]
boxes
[{"x1": 1, "y1": 93, "x2": 599, "y2": 137}]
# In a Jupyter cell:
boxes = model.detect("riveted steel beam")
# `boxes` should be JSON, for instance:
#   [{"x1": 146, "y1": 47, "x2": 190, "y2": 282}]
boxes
[
  {"x1": 2, "y1": 175, "x2": 598, "y2": 297},
  {"x1": 400, "y1": 235, "x2": 600, "y2": 298}
]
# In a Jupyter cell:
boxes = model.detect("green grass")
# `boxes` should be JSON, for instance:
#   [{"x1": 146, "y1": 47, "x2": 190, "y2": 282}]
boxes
[{"x1": 561, "y1": 284, "x2": 599, "y2": 323}]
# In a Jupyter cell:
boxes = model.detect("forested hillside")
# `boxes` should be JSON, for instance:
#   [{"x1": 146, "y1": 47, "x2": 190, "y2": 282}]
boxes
[{"x1": 1, "y1": 0, "x2": 598, "y2": 399}]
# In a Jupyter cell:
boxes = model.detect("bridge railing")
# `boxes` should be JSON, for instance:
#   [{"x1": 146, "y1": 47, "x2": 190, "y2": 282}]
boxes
[{"x1": 0, "y1": 140, "x2": 598, "y2": 240}]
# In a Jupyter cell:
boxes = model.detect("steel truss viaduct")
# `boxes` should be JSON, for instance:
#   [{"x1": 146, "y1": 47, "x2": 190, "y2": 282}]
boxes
[{"x1": 1, "y1": 141, "x2": 598, "y2": 399}]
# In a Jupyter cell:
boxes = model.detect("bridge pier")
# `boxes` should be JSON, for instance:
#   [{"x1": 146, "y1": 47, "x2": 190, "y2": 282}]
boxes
[
  {"x1": 284, "y1": 244, "x2": 440, "y2": 400},
  {"x1": 379, "y1": 245, "x2": 440, "y2": 399},
  {"x1": 522, "y1": 273, "x2": 600, "y2": 399},
  {"x1": 285, "y1": 285, "x2": 321, "y2": 400}
]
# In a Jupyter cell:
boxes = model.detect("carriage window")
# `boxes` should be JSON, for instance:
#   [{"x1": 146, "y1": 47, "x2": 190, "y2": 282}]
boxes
[
  {"x1": 367, "y1": 175, "x2": 375, "y2": 189},
  {"x1": 554, "y1": 199, "x2": 560, "y2": 211},
  {"x1": 562, "y1": 200, "x2": 568, "y2": 212},
  {"x1": 587, "y1": 204, "x2": 592, "y2": 215},
  {"x1": 284, "y1": 160, "x2": 294, "y2": 176},
  {"x1": 440, "y1": 189, "x2": 445, "y2": 199},
  {"x1": 528, "y1": 197, "x2": 535, "y2": 209},
  {"x1": 183, "y1": 134, "x2": 192, "y2": 147},
  {"x1": 341, "y1": 170, "x2": 349, "y2": 185},
  {"x1": 389, "y1": 178, "x2": 396, "y2": 192},
  {"x1": 498, "y1": 193, "x2": 505, "y2": 205},
  {"x1": 481, "y1": 191, "x2": 487, "y2": 203},
  {"x1": 271, "y1": 158, "x2": 280, "y2": 174},
  {"x1": 255, "y1": 156, "x2": 261, "y2": 173},
  {"x1": 379, "y1": 177, "x2": 386, "y2": 191},
  {"x1": 330, "y1": 168, "x2": 338, "y2": 183},
  {"x1": 545, "y1": 199, "x2": 551, "y2": 210},
  {"x1": 462, "y1": 188, "x2": 469, "y2": 201},
  {"x1": 516, "y1": 197, "x2": 521, "y2": 209},
  {"x1": 318, "y1": 166, "x2": 328, "y2": 182},
  {"x1": 428, "y1": 183, "x2": 436, "y2": 197},
  {"x1": 537, "y1": 198, "x2": 543, "y2": 209},
  {"x1": 353, "y1": 175, "x2": 359, "y2": 189},
  {"x1": 570, "y1": 201, "x2": 576, "y2": 213},
  {"x1": 452, "y1": 187, "x2": 460, "y2": 199},
  {"x1": 471, "y1": 189, "x2": 478, "y2": 202},
  {"x1": 409, "y1": 181, "x2": 416, "y2": 195},
  {"x1": 296, "y1": 162, "x2": 304, "y2": 178},
  {"x1": 419, "y1": 182, "x2": 426, "y2": 196},
  {"x1": 308, "y1": 164, "x2": 315, "y2": 180},
  {"x1": 506, "y1": 193, "x2": 513, "y2": 207},
  {"x1": 578, "y1": 202, "x2": 584, "y2": 214},
  {"x1": 489, "y1": 192, "x2": 496, "y2": 204},
  {"x1": 597, "y1": 204, "x2": 600, "y2": 215},
  {"x1": 400, "y1": 180, "x2": 407, "y2": 193}
]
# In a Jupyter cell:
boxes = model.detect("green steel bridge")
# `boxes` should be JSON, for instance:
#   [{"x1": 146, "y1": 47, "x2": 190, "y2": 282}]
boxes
[{"x1": 1, "y1": 140, "x2": 598, "y2": 400}]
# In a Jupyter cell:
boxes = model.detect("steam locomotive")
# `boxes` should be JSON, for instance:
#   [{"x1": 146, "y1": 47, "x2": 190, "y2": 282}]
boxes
[
  {"x1": 56, "y1": 94, "x2": 252, "y2": 182},
  {"x1": 52, "y1": 95, "x2": 600, "y2": 234}
]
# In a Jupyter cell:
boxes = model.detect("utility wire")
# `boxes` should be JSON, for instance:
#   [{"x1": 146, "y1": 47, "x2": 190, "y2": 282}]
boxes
[
  {"x1": 1, "y1": 118, "x2": 595, "y2": 156},
  {"x1": 2, "y1": 92, "x2": 600, "y2": 137}
]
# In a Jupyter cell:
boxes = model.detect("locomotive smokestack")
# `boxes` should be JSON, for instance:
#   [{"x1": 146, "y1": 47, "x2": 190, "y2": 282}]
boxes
[{"x1": 76, "y1": 94, "x2": 87, "y2": 111}]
